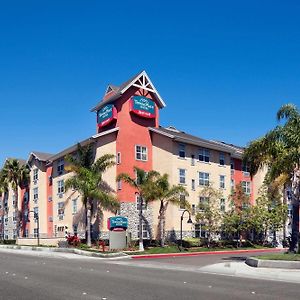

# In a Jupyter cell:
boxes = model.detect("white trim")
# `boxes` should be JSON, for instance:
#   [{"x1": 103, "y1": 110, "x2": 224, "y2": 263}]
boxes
[
  {"x1": 148, "y1": 127, "x2": 174, "y2": 138},
  {"x1": 92, "y1": 127, "x2": 119, "y2": 139},
  {"x1": 120, "y1": 71, "x2": 166, "y2": 108}
]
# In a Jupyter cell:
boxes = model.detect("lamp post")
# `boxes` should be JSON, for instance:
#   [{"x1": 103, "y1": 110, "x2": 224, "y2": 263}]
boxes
[
  {"x1": 29, "y1": 210, "x2": 39, "y2": 246},
  {"x1": 180, "y1": 209, "x2": 192, "y2": 250}
]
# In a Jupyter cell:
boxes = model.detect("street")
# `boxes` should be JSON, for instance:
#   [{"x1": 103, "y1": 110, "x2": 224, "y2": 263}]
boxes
[{"x1": 0, "y1": 249, "x2": 299, "y2": 299}]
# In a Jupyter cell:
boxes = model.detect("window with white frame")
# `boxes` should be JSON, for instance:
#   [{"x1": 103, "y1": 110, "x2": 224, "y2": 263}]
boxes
[
  {"x1": 179, "y1": 194, "x2": 186, "y2": 209},
  {"x1": 191, "y1": 154, "x2": 195, "y2": 166},
  {"x1": 194, "y1": 223, "x2": 206, "y2": 238},
  {"x1": 199, "y1": 196, "x2": 209, "y2": 211},
  {"x1": 57, "y1": 158, "x2": 64, "y2": 173},
  {"x1": 220, "y1": 198, "x2": 226, "y2": 212},
  {"x1": 199, "y1": 148, "x2": 210, "y2": 163},
  {"x1": 135, "y1": 145, "x2": 147, "y2": 161},
  {"x1": 72, "y1": 199, "x2": 77, "y2": 214},
  {"x1": 219, "y1": 175, "x2": 225, "y2": 189},
  {"x1": 12, "y1": 194, "x2": 16, "y2": 207},
  {"x1": 13, "y1": 229, "x2": 17, "y2": 239},
  {"x1": 136, "y1": 194, "x2": 147, "y2": 210},
  {"x1": 178, "y1": 144, "x2": 186, "y2": 158},
  {"x1": 116, "y1": 152, "x2": 121, "y2": 164},
  {"x1": 24, "y1": 229, "x2": 28, "y2": 237},
  {"x1": 219, "y1": 152, "x2": 225, "y2": 166},
  {"x1": 13, "y1": 212, "x2": 16, "y2": 223},
  {"x1": 191, "y1": 179, "x2": 195, "y2": 191},
  {"x1": 33, "y1": 187, "x2": 38, "y2": 202},
  {"x1": 33, "y1": 169, "x2": 38, "y2": 181},
  {"x1": 57, "y1": 180, "x2": 64, "y2": 194},
  {"x1": 0, "y1": 200, "x2": 2, "y2": 209},
  {"x1": 230, "y1": 158, "x2": 234, "y2": 169},
  {"x1": 179, "y1": 169, "x2": 186, "y2": 184},
  {"x1": 242, "y1": 162, "x2": 250, "y2": 175},
  {"x1": 58, "y1": 202, "x2": 64, "y2": 219},
  {"x1": 241, "y1": 181, "x2": 251, "y2": 195},
  {"x1": 231, "y1": 179, "x2": 235, "y2": 192},
  {"x1": 137, "y1": 221, "x2": 150, "y2": 239},
  {"x1": 34, "y1": 207, "x2": 39, "y2": 223},
  {"x1": 117, "y1": 180, "x2": 122, "y2": 190},
  {"x1": 33, "y1": 228, "x2": 39, "y2": 238},
  {"x1": 199, "y1": 172, "x2": 209, "y2": 186}
]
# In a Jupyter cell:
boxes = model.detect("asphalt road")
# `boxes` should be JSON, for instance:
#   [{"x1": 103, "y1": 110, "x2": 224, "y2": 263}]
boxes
[{"x1": 0, "y1": 250, "x2": 299, "y2": 300}]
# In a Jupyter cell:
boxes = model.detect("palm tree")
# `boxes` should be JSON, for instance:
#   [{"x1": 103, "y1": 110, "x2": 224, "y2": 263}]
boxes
[
  {"x1": 244, "y1": 103, "x2": 300, "y2": 252},
  {"x1": 65, "y1": 150, "x2": 119, "y2": 247},
  {"x1": 116, "y1": 167, "x2": 159, "y2": 251},
  {"x1": 144, "y1": 173, "x2": 189, "y2": 247},
  {"x1": 1, "y1": 159, "x2": 30, "y2": 237}
]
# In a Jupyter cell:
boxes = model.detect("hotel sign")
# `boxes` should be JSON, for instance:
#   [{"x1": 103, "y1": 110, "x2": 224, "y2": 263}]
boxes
[
  {"x1": 130, "y1": 96, "x2": 155, "y2": 118},
  {"x1": 107, "y1": 216, "x2": 128, "y2": 231},
  {"x1": 97, "y1": 104, "x2": 117, "y2": 128}
]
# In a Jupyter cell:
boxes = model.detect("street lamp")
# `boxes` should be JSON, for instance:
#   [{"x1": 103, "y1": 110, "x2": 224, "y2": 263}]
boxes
[
  {"x1": 180, "y1": 209, "x2": 192, "y2": 250},
  {"x1": 29, "y1": 210, "x2": 40, "y2": 246}
]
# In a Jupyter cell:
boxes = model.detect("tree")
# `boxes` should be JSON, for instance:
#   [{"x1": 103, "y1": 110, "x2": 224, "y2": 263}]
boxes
[
  {"x1": 1, "y1": 159, "x2": 30, "y2": 237},
  {"x1": 116, "y1": 167, "x2": 159, "y2": 251},
  {"x1": 65, "y1": 150, "x2": 119, "y2": 247},
  {"x1": 223, "y1": 183, "x2": 250, "y2": 246},
  {"x1": 144, "y1": 173, "x2": 189, "y2": 247},
  {"x1": 243, "y1": 104, "x2": 300, "y2": 252},
  {"x1": 196, "y1": 186, "x2": 223, "y2": 247}
]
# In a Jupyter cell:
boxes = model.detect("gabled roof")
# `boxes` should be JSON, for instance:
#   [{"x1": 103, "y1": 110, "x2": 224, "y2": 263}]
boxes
[
  {"x1": 27, "y1": 151, "x2": 53, "y2": 164},
  {"x1": 91, "y1": 70, "x2": 166, "y2": 112},
  {"x1": 48, "y1": 127, "x2": 119, "y2": 163},
  {"x1": 149, "y1": 126, "x2": 244, "y2": 158}
]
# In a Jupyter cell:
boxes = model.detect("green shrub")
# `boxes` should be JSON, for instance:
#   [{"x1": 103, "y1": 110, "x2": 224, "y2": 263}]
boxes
[{"x1": 0, "y1": 240, "x2": 16, "y2": 245}]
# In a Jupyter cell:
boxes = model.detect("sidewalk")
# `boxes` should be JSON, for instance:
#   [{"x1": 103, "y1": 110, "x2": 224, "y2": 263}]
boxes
[
  {"x1": 0, "y1": 245, "x2": 128, "y2": 259},
  {"x1": 131, "y1": 247, "x2": 284, "y2": 259}
]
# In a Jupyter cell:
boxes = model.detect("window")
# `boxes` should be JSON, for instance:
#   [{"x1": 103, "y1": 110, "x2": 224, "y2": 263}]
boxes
[
  {"x1": 58, "y1": 180, "x2": 64, "y2": 194},
  {"x1": 199, "y1": 148, "x2": 210, "y2": 163},
  {"x1": 137, "y1": 221, "x2": 150, "y2": 239},
  {"x1": 242, "y1": 162, "x2": 250, "y2": 175},
  {"x1": 13, "y1": 212, "x2": 16, "y2": 223},
  {"x1": 219, "y1": 153, "x2": 225, "y2": 166},
  {"x1": 219, "y1": 175, "x2": 225, "y2": 189},
  {"x1": 192, "y1": 204, "x2": 196, "y2": 215},
  {"x1": 230, "y1": 158, "x2": 234, "y2": 169},
  {"x1": 194, "y1": 223, "x2": 206, "y2": 238},
  {"x1": 191, "y1": 179, "x2": 195, "y2": 191},
  {"x1": 231, "y1": 179, "x2": 235, "y2": 192},
  {"x1": 199, "y1": 196, "x2": 209, "y2": 211},
  {"x1": 57, "y1": 158, "x2": 64, "y2": 174},
  {"x1": 33, "y1": 187, "x2": 38, "y2": 202},
  {"x1": 179, "y1": 194, "x2": 186, "y2": 209},
  {"x1": 116, "y1": 152, "x2": 121, "y2": 164},
  {"x1": 179, "y1": 169, "x2": 186, "y2": 184},
  {"x1": 242, "y1": 181, "x2": 251, "y2": 195},
  {"x1": 136, "y1": 194, "x2": 147, "y2": 210},
  {"x1": 33, "y1": 228, "x2": 39, "y2": 238},
  {"x1": 33, "y1": 169, "x2": 38, "y2": 181},
  {"x1": 0, "y1": 200, "x2": 2, "y2": 209},
  {"x1": 117, "y1": 180, "x2": 122, "y2": 190},
  {"x1": 199, "y1": 172, "x2": 209, "y2": 186},
  {"x1": 33, "y1": 207, "x2": 39, "y2": 223},
  {"x1": 179, "y1": 144, "x2": 186, "y2": 158},
  {"x1": 58, "y1": 202, "x2": 64, "y2": 220},
  {"x1": 12, "y1": 194, "x2": 16, "y2": 207},
  {"x1": 191, "y1": 154, "x2": 195, "y2": 166},
  {"x1": 220, "y1": 198, "x2": 225, "y2": 212},
  {"x1": 24, "y1": 229, "x2": 28, "y2": 238},
  {"x1": 72, "y1": 199, "x2": 77, "y2": 214},
  {"x1": 135, "y1": 145, "x2": 147, "y2": 161},
  {"x1": 13, "y1": 229, "x2": 17, "y2": 239}
]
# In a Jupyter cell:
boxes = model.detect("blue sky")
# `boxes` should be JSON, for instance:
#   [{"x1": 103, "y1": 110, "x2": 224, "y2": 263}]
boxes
[{"x1": 1, "y1": 1, "x2": 300, "y2": 164}]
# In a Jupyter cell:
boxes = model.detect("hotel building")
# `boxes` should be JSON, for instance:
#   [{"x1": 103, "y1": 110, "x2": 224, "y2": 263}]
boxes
[{"x1": 0, "y1": 71, "x2": 266, "y2": 243}]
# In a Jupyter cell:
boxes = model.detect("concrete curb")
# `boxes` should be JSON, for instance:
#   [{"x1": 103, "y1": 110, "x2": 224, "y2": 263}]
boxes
[
  {"x1": 246, "y1": 257, "x2": 300, "y2": 269},
  {"x1": 0, "y1": 245, "x2": 128, "y2": 259},
  {"x1": 131, "y1": 248, "x2": 284, "y2": 259}
]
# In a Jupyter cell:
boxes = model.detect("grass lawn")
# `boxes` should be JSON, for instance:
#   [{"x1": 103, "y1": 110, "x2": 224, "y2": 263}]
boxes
[
  {"x1": 257, "y1": 253, "x2": 300, "y2": 261},
  {"x1": 128, "y1": 244, "x2": 269, "y2": 255}
]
